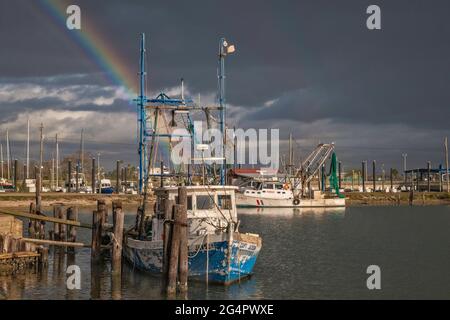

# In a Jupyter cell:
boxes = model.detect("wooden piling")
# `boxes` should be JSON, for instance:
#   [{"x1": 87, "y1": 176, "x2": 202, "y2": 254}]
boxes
[
  {"x1": 57, "y1": 205, "x2": 66, "y2": 242},
  {"x1": 37, "y1": 246, "x2": 49, "y2": 267},
  {"x1": 53, "y1": 205, "x2": 60, "y2": 241},
  {"x1": 112, "y1": 201, "x2": 124, "y2": 274},
  {"x1": 28, "y1": 202, "x2": 36, "y2": 238},
  {"x1": 166, "y1": 204, "x2": 182, "y2": 295},
  {"x1": 91, "y1": 210, "x2": 103, "y2": 262},
  {"x1": 178, "y1": 187, "x2": 188, "y2": 293},
  {"x1": 67, "y1": 207, "x2": 78, "y2": 253},
  {"x1": 2, "y1": 234, "x2": 11, "y2": 253},
  {"x1": 97, "y1": 199, "x2": 108, "y2": 224},
  {"x1": 35, "y1": 169, "x2": 42, "y2": 213},
  {"x1": 162, "y1": 199, "x2": 174, "y2": 287}
]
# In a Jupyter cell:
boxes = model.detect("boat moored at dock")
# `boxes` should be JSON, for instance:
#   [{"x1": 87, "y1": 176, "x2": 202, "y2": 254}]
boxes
[{"x1": 123, "y1": 185, "x2": 262, "y2": 285}]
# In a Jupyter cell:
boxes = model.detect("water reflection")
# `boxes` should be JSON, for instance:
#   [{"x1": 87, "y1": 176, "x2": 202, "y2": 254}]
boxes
[
  {"x1": 1, "y1": 206, "x2": 450, "y2": 299},
  {"x1": 238, "y1": 207, "x2": 346, "y2": 218}
]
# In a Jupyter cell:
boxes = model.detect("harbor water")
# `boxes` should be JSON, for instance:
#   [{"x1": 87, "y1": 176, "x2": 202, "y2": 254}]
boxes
[{"x1": 1, "y1": 205, "x2": 450, "y2": 299}]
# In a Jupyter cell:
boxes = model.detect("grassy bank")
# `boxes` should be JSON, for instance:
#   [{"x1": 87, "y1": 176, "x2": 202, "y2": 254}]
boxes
[
  {"x1": 0, "y1": 192, "x2": 142, "y2": 209},
  {"x1": 345, "y1": 191, "x2": 450, "y2": 206}
]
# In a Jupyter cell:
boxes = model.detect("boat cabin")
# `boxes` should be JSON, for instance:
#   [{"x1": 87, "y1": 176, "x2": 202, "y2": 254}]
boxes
[{"x1": 151, "y1": 185, "x2": 238, "y2": 242}]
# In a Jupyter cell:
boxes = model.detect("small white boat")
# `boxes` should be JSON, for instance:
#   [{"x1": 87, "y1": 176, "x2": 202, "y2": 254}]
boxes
[{"x1": 236, "y1": 181, "x2": 345, "y2": 208}]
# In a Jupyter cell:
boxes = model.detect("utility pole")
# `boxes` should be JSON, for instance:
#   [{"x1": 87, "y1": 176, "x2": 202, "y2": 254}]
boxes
[
  {"x1": 372, "y1": 160, "x2": 376, "y2": 192},
  {"x1": 427, "y1": 161, "x2": 431, "y2": 192},
  {"x1": 39, "y1": 123, "x2": 44, "y2": 192},
  {"x1": 97, "y1": 153, "x2": 101, "y2": 194},
  {"x1": 445, "y1": 137, "x2": 449, "y2": 192},
  {"x1": 80, "y1": 129, "x2": 84, "y2": 174}
]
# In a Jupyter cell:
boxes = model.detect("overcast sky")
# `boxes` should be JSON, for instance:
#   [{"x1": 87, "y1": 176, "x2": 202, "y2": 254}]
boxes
[{"x1": 0, "y1": 0, "x2": 449, "y2": 171}]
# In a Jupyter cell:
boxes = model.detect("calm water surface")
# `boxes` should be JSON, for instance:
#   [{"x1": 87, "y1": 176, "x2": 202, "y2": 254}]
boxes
[{"x1": 1, "y1": 205, "x2": 450, "y2": 299}]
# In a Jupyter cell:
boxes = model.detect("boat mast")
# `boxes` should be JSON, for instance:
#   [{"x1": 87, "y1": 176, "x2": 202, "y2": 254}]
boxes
[
  {"x1": 26, "y1": 117, "x2": 30, "y2": 179},
  {"x1": 6, "y1": 129, "x2": 10, "y2": 180},
  {"x1": 137, "y1": 33, "x2": 147, "y2": 194},
  {"x1": 39, "y1": 123, "x2": 44, "y2": 192},
  {"x1": 0, "y1": 143, "x2": 3, "y2": 179},
  {"x1": 55, "y1": 134, "x2": 59, "y2": 189},
  {"x1": 218, "y1": 38, "x2": 226, "y2": 185},
  {"x1": 80, "y1": 128, "x2": 84, "y2": 175}
]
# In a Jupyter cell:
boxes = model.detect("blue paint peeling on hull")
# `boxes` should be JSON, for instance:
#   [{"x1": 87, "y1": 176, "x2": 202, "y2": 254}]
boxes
[{"x1": 124, "y1": 238, "x2": 261, "y2": 285}]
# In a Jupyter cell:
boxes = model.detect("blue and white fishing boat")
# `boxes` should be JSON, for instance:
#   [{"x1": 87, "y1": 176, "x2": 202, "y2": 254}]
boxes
[{"x1": 124, "y1": 185, "x2": 262, "y2": 285}]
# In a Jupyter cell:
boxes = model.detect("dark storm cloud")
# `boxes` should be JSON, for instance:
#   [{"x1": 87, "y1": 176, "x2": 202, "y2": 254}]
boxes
[{"x1": 1, "y1": 0, "x2": 450, "y2": 169}]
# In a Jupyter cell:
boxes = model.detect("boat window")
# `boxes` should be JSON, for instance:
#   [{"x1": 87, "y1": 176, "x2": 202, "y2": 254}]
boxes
[
  {"x1": 218, "y1": 195, "x2": 232, "y2": 210},
  {"x1": 275, "y1": 184, "x2": 284, "y2": 190},
  {"x1": 174, "y1": 196, "x2": 193, "y2": 210},
  {"x1": 257, "y1": 191, "x2": 261, "y2": 194},
  {"x1": 265, "y1": 184, "x2": 274, "y2": 189},
  {"x1": 196, "y1": 195, "x2": 214, "y2": 210}
]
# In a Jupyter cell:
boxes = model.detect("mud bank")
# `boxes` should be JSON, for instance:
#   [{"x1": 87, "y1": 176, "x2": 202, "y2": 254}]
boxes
[{"x1": 345, "y1": 192, "x2": 450, "y2": 206}]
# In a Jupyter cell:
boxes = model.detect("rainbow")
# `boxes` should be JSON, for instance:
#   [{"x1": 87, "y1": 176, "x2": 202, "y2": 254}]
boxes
[{"x1": 38, "y1": 0, "x2": 138, "y2": 98}]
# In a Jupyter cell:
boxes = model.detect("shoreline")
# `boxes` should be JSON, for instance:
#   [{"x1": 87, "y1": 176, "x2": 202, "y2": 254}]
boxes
[{"x1": 1, "y1": 192, "x2": 450, "y2": 209}]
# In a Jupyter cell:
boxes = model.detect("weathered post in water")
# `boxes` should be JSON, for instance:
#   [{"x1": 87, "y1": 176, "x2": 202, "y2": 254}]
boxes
[
  {"x1": 178, "y1": 186, "x2": 188, "y2": 293},
  {"x1": 112, "y1": 201, "x2": 124, "y2": 274},
  {"x1": 35, "y1": 166, "x2": 42, "y2": 213},
  {"x1": 162, "y1": 198, "x2": 174, "y2": 288},
  {"x1": 167, "y1": 204, "x2": 183, "y2": 295},
  {"x1": 91, "y1": 210, "x2": 103, "y2": 263},
  {"x1": 97, "y1": 199, "x2": 108, "y2": 224},
  {"x1": 67, "y1": 207, "x2": 78, "y2": 253},
  {"x1": 57, "y1": 205, "x2": 67, "y2": 242}
]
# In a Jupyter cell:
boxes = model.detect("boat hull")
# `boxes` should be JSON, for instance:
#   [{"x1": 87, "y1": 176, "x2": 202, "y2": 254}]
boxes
[
  {"x1": 123, "y1": 233, "x2": 262, "y2": 285},
  {"x1": 236, "y1": 193, "x2": 346, "y2": 208}
]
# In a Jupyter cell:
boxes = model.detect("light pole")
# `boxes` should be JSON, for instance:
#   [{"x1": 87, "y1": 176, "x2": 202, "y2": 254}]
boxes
[
  {"x1": 402, "y1": 153, "x2": 407, "y2": 183},
  {"x1": 97, "y1": 152, "x2": 101, "y2": 194},
  {"x1": 218, "y1": 38, "x2": 235, "y2": 185}
]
